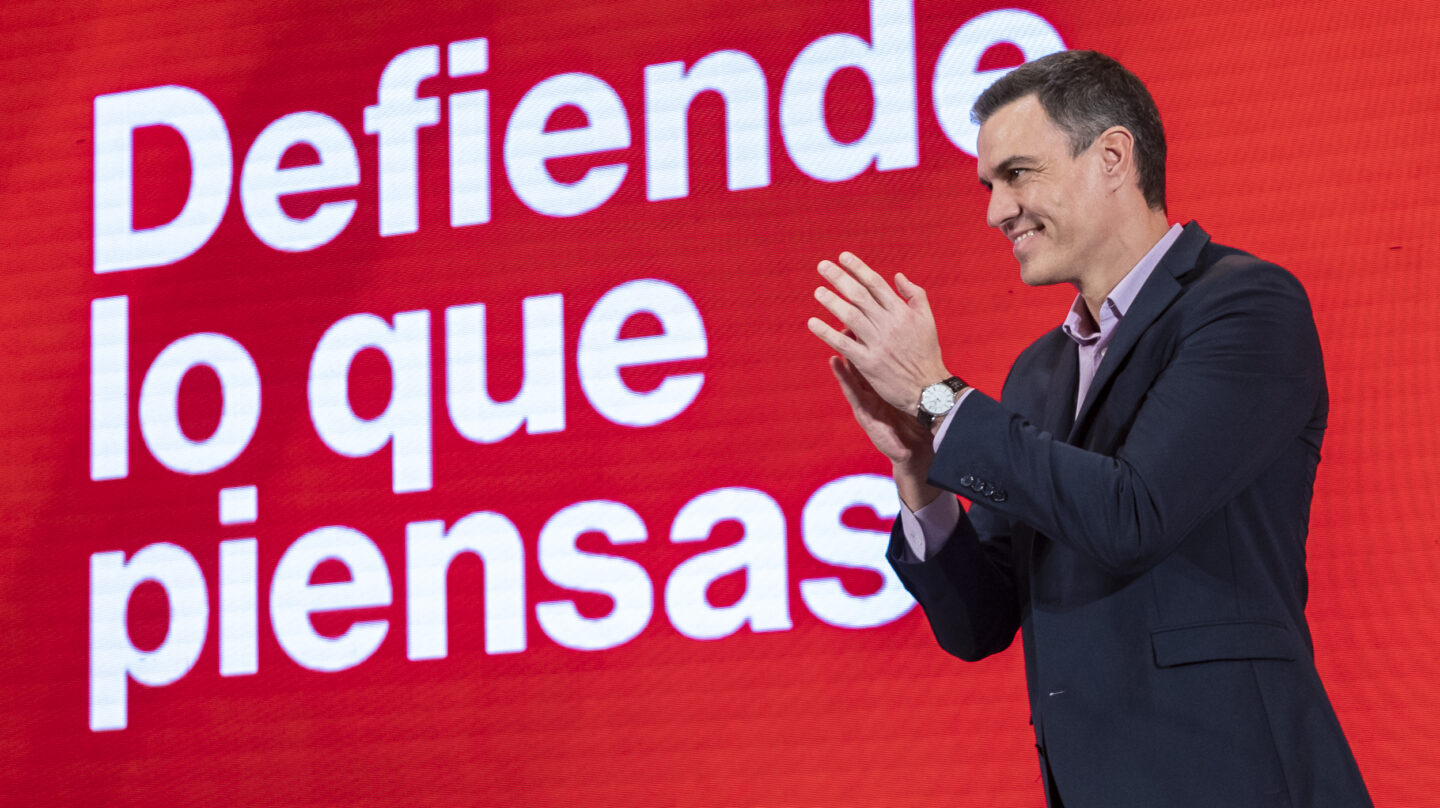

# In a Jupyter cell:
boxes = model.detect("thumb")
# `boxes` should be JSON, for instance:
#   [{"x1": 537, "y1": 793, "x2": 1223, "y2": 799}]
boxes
[{"x1": 895, "y1": 272, "x2": 927, "y2": 304}]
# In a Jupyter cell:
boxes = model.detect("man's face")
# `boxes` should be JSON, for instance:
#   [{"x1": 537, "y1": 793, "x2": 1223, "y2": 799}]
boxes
[{"x1": 976, "y1": 95, "x2": 1108, "y2": 288}]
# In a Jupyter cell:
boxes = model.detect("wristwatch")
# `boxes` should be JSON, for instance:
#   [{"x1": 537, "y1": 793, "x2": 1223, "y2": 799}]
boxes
[{"x1": 917, "y1": 376, "x2": 967, "y2": 428}]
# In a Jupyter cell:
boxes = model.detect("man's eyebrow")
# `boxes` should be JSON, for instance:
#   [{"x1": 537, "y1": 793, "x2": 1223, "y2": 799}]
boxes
[{"x1": 979, "y1": 155, "x2": 1034, "y2": 189}]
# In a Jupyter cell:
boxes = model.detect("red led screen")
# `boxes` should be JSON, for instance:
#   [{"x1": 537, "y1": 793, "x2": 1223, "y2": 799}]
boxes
[{"x1": 2, "y1": 0, "x2": 1437, "y2": 804}]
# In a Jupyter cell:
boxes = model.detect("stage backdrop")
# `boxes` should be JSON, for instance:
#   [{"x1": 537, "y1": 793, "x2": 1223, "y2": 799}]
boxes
[{"x1": 2, "y1": 0, "x2": 1437, "y2": 804}]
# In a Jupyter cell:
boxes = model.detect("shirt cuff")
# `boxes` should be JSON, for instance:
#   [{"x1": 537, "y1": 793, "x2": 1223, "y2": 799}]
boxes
[
  {"x1": 931, "y1": 387, "x2": 973, "y2": 453},
  {"x1": 898, "y1": 487, "x2": 962, "y2": 561}
]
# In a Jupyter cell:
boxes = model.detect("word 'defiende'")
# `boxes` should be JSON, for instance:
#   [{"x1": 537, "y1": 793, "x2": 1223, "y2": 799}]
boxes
[{"x1": 92, "y1": 2, "x2": 1062, "y2": 271}]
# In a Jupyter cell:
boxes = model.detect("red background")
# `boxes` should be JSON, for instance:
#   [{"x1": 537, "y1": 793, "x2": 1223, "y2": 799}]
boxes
[{"x1": 2, "y1": 0, "x2": 1438, "y2": 804}]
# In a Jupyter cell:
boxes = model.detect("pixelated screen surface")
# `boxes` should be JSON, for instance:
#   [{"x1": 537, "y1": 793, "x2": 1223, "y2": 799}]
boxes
[{"x1": 2, "y1": 0, "x2": 1437, "y2": 804}]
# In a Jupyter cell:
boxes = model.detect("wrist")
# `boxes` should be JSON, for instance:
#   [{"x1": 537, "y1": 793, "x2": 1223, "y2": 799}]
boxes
[
  {"x1": 892, "y1": 446, "x2": 933, "y2": 481},
  {"x1": 893, "y1": 458, "x2": 941, "y2": 512},
  {"x1": 916, "y1": 374, "x2": 967, "y2": 428},
  {"x1": 930, "y1": 413, "x2": 947, "y2": 438}
]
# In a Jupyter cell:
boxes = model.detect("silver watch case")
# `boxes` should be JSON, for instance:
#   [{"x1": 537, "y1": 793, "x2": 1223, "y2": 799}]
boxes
[{"x1": 917, "y1": 376, "x2": 965, "y2": 426}]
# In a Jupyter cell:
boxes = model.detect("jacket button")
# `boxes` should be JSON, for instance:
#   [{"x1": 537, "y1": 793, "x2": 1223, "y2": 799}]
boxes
[
  {"x1": 960, "y1": 474, "x2": 974, "y2": 487},
  {"x1": 994, "y1": 491, "x2": 1007, "y2": 503}
]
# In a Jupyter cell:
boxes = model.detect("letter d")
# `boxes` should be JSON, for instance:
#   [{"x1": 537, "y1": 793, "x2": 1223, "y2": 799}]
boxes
[
  {"x1": 779, "y1": 0, "x2": 917, "y2": 183},
  {"x1": 93, "y1": 85, "x2": 232, "y2": 273},
  {"x1": 90, "y1": 543, "x2": 209, "y2": 731}
]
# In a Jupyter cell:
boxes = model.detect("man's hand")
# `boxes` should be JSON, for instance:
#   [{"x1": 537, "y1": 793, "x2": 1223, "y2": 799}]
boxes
[
  {"x1": 828, "y1": 353, "x2": 944, "y2": 511},
  {"x1": 827, "y1": 353, "x2": 933, "y2": 465},
  {"x1": 807, "y1": 252, "x2": 951, "y2": 414}
]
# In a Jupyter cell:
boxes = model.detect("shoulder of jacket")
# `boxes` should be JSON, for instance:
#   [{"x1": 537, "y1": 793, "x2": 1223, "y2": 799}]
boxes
[
  {"x1": 1174, "y1": 241, "x2": 1317, "y2": 339},
  {"x1": 1189, "y1": 241, "x2": 1303, "y2": 290}
]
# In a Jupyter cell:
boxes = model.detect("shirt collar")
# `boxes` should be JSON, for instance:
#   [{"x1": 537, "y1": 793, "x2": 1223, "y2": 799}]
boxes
[{"x1": 1062, "y1": 223, "x2": 1183, "y2": 345}]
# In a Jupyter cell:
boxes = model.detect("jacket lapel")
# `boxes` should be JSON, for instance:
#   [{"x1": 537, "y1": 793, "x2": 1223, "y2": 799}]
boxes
[
  {"x1": 1071, "y1": 222, "x2": 1211, "y2": 437},
  {"x1": 1042, "y1": 339, "x2": 1079, "y2": 443}
]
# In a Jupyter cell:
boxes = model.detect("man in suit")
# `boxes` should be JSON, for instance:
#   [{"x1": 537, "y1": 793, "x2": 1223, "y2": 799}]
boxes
[{"x1": 806, "y1": 50, "x2": 1371, "y2": 807}]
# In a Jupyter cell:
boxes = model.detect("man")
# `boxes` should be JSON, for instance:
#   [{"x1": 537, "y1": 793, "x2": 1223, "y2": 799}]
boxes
[{"x1": 807, "y1": 50, "x2": 1371, "y2": 807}]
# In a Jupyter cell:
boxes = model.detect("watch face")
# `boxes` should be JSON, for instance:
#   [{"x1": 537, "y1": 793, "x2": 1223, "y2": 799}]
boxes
[{"x1": 921, "y1": 382, "x2": 956, "y2": 415}]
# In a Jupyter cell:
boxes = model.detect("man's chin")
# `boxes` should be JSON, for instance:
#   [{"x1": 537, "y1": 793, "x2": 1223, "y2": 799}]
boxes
[{"x1": 1018, "y1": 261, "x2": 1059, "y2": 287}]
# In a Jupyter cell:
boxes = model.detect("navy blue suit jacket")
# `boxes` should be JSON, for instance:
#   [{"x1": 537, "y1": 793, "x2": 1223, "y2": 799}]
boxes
[{"x1": 888, "y1": 223, "x2": 1371, "y2": 807}]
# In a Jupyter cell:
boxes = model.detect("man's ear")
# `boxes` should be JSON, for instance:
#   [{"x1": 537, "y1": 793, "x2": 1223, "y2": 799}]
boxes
[{"x1": 1095, "y1": 126, "x2": 1135, "y2": 193}]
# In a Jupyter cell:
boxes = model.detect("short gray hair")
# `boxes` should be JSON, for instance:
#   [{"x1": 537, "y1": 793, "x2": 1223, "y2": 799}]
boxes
[{"x1": 972, "y1": 50, "x2": 1167, "y2": 211}]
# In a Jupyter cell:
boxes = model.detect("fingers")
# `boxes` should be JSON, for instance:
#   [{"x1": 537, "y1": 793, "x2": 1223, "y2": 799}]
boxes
[
  {"x1": 813, "y1": 284, "x2": 870, "y2": 339},
  {"x1": 807, "y1": 317, "x2": 862, "y2": 359},
  {"x1": 830, "y1": 353, "x2": 867, "y2": 392},
  {"x1": 831, "y1": 355, "x2": 928, "y2": 445},
  {"x1": 828, "y1": 355, "x2": 866, "y2": 411},
  {"x1": 829, "y1": 355, "x2": 886, "y2": 422},
  {"x1": 894, "y1": 272, "x2": 928, "y2": 306},
  {"x1": 817, "y1": 258, "x2": 878, "y2": 319},
  {"x1": 838, "y1": 252, "x2": 904, "y2": 310}
]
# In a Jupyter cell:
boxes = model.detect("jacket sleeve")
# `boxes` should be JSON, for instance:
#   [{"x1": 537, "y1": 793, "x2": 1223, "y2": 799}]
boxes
[
  {"x1": 929, "y1": 263, "x2": 1324, "y2": 577},
  {"x1": 887, "y1": 500, "x2": 1022, "y2": 661}
]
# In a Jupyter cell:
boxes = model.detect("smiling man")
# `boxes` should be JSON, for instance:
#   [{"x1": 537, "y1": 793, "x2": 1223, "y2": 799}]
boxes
[{"x1": 807, "y1": 50, "x2": 1371, "y2": 807}]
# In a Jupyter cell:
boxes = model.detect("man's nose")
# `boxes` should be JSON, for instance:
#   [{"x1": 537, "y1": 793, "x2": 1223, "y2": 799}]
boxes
[{"x1": 987, "y1": 187, "x2": 1019, "y2": 230}]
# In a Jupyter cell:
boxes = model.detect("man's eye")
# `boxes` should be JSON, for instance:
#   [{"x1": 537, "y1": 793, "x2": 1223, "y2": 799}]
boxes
[{"x1": 1009, "y1": 168, "x2": 1027, "y2": 179}]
